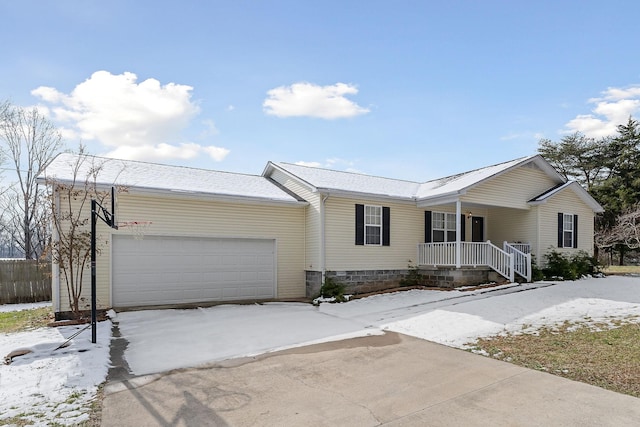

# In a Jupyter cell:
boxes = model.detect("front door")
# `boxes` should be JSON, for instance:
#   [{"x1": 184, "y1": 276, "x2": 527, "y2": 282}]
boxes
[{"x1": 472, "y1": 216, "x2": 484, "y2": 242}]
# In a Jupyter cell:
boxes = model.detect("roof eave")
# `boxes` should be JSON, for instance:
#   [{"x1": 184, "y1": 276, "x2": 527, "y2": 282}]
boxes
[
  {"x1": 317, "y1": 188, "x2": 416, "y2": 204},
  {"x1": 262, "y1": 162, "x2": 318, "y2": 193},
  {"x1": 130, "y1": 187, "x2": 308, "y2": 207},
  {"x1": 415, "y1": 190, "x2": 466, "y2": 207},
  {"x1": 528, "y1": 182, "x2": 604, "y2": 213}
]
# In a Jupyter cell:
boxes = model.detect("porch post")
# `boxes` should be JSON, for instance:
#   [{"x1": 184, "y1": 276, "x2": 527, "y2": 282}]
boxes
[{"x1": 456, "y1": 199, "x2": 461, "y2": 268}]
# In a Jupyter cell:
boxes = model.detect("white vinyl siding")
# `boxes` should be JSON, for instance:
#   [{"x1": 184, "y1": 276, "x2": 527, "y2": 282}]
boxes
[
  {"x1": 268, "y1": 168, "x2": 321, "y2": 271},
  {"x1": 462, "y1": 163, "x2": 559, "y2": 209},
  {"x1": 486, "y1": 207, "x2": 538, "y2": 255},
  {"x1": 52, "y1": 190, "x2": 110, "y2": 314},
  {"x1": 54, "y1": 191, "x2": 305, "y2": 313},
  {"x1": 325, "y1": 196, "x2": 422, "y2": 270},
  {"x1": 539, "y1": 190, "x2": 595, "y2": 257}
]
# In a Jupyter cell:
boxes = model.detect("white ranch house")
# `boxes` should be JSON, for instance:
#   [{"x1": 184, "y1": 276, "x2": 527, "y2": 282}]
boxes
[{"x1": 41, "y1": 153, "x2": 603, "y2": 317}]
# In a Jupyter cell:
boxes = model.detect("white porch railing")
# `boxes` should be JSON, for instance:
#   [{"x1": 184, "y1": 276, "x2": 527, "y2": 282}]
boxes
[
  {"x1": 506, "y1": 242, "x2": 531, "y2": 254},
  {"x1": 488, "y1": 243, "x2": 514, "y2": 282},
  {"x1": 417, "y1": 242, "x2": 457, "y2": 266},
  {"x1": 418, "y1": 241, "x2": 515, "y2": 282},
  {"x1": 503, "y1": 242, "x2": 532, "y2": 282}
]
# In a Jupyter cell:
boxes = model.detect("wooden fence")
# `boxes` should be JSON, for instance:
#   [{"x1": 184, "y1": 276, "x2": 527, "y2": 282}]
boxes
[{"x1": 0, "y1": 260, "x2": 52, "y2": 304}]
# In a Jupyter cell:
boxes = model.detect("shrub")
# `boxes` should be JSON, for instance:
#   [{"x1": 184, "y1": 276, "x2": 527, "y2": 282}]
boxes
[
  {"x1": 399, "y1": 265, "x2": 425, "y2": 286},
  {"x1": 319, "y1": 277, "x2": 347, "y2": 302},
  {"x1": 571, "y1": 251, "x2": 600, "y2": 277},
  {"x1": 543, "y1": 250, "x2": 576, "y2": 280},
  {"x1": 542, "y1": 250, "x2": 600, "y2": 280}
]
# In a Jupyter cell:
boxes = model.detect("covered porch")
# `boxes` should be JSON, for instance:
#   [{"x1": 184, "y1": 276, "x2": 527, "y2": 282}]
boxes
[
  {"x1": 418, "y1": 198, "x2": 533, "y2": 283},
  {"x1": 417, "y1": 240, "x2": 532, "y2": 282}
]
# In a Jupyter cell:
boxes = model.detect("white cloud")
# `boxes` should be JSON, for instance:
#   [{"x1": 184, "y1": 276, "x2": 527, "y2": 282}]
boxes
[
  {"x1": 106, "y1": 143, "x2": 230, "y2": 163},
  {"x1": 564, "y1": 85, "x2": 640, "y2": 138},
  {"x1": 30, "y1": 70, "x2": 230, "y2": 162},
  {"x1": 263, "y1": 82, "x2": 370, "y2": 119},
  {"x1": 199, "y1": 119, "x2": 219, "y2": 137}
]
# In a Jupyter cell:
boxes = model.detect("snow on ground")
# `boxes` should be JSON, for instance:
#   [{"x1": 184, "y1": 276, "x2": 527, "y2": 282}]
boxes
[
  {"x1": 1, "y1": 276, "x2": 639, "y2": 425},
  {"x1": 382, "y1": 277, "x2": 640, "y2": 347},
  {"x1": 0, "y1": 318, "x2": 111, "y2": 426},
  {"x1": 0, "y1": 301, "x2": 51, "y2": 313},
  {"x1": 116, "y1": 302, "x2": 383, "y2": 375},
  {"x1": 118, "y1": 276, "x2": 640, "y2": 377}
]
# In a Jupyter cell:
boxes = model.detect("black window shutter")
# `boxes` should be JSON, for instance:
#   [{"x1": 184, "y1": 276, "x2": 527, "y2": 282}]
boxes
[
  {"x1": 573, "y1": 214, "x2": 578, "y2": 248},
  {"x1": 382, "y1": 207, "x2": 390, "y2": 246},
  {"x1": 460, "y1": 214, "x2": 466, "y2": 242},
  {"x1": 355, "y1": 204, "x2": 364, "y2": 245},
  {"x1": 557, "y1": 212, "x2": 563, "y2": 247},
  {"x1": 425, "y1": 211, "x2": 432, "y2": 243}
]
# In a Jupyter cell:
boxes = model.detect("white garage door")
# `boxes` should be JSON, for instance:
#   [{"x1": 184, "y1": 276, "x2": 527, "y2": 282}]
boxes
[{"x1": 112, "y1": 235, "x2": 276, "y2": 307}]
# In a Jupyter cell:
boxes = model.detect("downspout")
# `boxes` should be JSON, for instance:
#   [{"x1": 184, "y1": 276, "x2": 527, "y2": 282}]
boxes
[
  {"x1": 320, "y1": 194, "x2": 329, "y2": 285},
  {"x1": 536, "y1": 205, "x2": 541, "y2": 268},
  {"x1": 456, "y1": 199, "x2": 461, "y2": 268}
]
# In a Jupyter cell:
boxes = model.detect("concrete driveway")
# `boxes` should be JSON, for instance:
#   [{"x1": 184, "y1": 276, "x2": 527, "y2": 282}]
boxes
[{"x1": 101, "y1": 332, "x2": 640, "y2": 426}]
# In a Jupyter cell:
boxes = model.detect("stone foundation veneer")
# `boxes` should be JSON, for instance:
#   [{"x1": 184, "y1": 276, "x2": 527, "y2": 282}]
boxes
[
  {"x1": 305, "y1": 267, "x2": 503, "y2": 298},
  {"x1": 417, "y1": 267, "x2": 502, "y2": 288}
]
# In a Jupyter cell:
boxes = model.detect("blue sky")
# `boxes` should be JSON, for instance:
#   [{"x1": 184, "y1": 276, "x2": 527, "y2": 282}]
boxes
[{"x1": 2, "y1": 0, "x2": 640, "y2": 181}]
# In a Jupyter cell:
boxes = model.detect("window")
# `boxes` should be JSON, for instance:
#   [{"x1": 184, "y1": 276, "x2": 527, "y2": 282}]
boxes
[
  {"x1": 365, "y1": 205, "x2": 382, "y2": 245},
  {"x1": 355, "y1": 204, "x2": 390, "y2": 246},
  {"x1": 557, "y1": 212, "x2": 578, "y2": 248},
  {"x1": 432, "y1": 212, "x2": 457, "y2": 242},
  {"x1": 563, "y1": 214, "x2": 573, "y2": 248}
]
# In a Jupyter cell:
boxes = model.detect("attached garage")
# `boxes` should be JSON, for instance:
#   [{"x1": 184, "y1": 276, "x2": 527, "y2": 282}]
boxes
[{"x1": 112, "y1": 235, "x2": 276, "y2": 308}]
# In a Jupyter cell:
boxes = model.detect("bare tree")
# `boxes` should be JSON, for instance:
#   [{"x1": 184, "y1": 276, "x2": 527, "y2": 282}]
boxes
[
  {"x1": 596, "y1": 204, "x2": 640, "y2": 251},
  {"x1": 45, "y1": 149, "x2": 125, "y2": 317},
  {"x1": 0, "y1": 100, "x2": 8, "y2": 166},
  {"x1": 0, "y1": 102, "x2": 63, "y2": 259}
]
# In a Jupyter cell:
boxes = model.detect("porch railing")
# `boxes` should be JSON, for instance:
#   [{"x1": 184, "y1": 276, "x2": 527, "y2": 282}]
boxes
[
  {"x1": 488, "y1": 242, "x2": 514, "y2": 282},
  {"x1": 506, "y1": 242, "x2": 531, "y2": 254},
  {"x1": 503, "y1": 242, "x2": 532, "y2": 282},
  {"x1": 418, "y1": 241, "x2": 515, "y2": 282}
]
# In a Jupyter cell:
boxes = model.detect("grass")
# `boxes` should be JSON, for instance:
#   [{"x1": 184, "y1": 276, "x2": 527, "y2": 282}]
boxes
[
  {"x1": 472, "y1": 320, "x2": 640, "y2": 397},
  {"x1": 602, "y1": 265, "x2": 640, "y2": 274},
  {"x1": 0, "y1": 306, "x2": 53, "y2": 333}
]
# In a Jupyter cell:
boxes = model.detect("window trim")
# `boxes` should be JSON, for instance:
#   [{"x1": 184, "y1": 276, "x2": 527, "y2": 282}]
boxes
[
  {"x1": 432, "y1": 211, "x2": 457, "y2": 243},
  {"x1": 562, "y1": 213, "x2": 574, "y2": 248},
  {"x1": 356, "y1": 204, "x2": 390, "y2": 246},
  {"x1": 364, "y1": 204, "x2": 382, "y2": 246},
  {"x1": 557, "y1": 212, "x2": 578, "y2": 249}
]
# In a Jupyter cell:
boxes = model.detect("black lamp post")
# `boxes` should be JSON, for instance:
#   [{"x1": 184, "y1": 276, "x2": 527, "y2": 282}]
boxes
[{"x1": 90, "y1": 187, "x2": 118, "y2": 343}]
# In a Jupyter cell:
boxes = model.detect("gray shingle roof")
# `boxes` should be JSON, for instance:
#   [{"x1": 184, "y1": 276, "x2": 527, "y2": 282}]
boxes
[
  {"x1": 270, "y1": 155, "x2": 550, "y2": 201},
  {"x1": 269, "y1": 162, "x2": 422, "y2": 200},
  {"x1": 40, "y1": 153, "x2": 303, "y2": 205}
]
